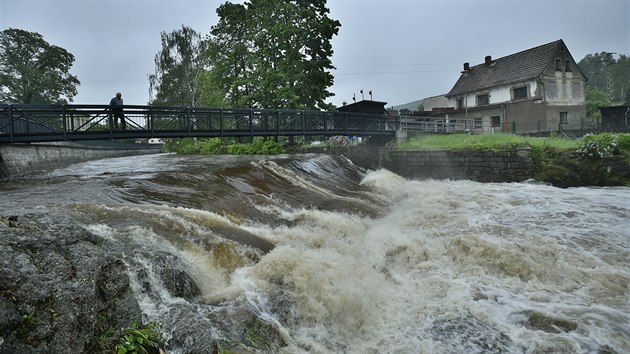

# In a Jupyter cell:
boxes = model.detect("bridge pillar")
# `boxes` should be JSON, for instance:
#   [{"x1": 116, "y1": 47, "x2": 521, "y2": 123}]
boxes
[{"x1": 395, "y1": 129, "x2": 408, "y2": 145}]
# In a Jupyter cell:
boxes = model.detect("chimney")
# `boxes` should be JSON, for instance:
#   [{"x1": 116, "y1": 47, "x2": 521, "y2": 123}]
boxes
[
  {"x1": 485, "y1": 55, "x2": 492, "y2": 65},
  {"x1": 463, "y1": 62, "x2": 470, "y2": 71}
]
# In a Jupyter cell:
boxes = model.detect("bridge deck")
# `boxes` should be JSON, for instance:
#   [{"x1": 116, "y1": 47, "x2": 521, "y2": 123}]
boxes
[{"x1": 0, "y1": 104, "x2": 399, "y2": 143}]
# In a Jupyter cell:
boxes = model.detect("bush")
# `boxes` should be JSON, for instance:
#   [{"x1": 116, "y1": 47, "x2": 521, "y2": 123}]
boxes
[{"x1": 577, "y1": 133, "x2": 620, "y2": 159}]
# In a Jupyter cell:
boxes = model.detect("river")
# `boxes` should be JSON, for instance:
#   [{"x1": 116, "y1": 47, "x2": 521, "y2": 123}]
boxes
[{"x1": 1, "y1": 153, "x2": 628, "y2": 353}]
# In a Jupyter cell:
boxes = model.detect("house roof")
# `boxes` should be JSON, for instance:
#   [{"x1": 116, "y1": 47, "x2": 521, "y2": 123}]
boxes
[
  {"x1": 336, "y1": 100, "x2": 388, "y2": 114},
  {"x1": 447, "y1": 39, "x2": 569, "y2": 97}
]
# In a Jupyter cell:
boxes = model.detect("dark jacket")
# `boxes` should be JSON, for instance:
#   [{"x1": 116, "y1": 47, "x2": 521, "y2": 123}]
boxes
[{"x1": 109, "y1": 97, "x2": 123, "y2": 110}]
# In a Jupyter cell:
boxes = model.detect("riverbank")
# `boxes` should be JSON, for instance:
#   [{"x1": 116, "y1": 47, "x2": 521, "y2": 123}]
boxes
[
  {"x1": 339, "y1": 145, "x2": 630, "y2": 187},
  {"x1": 0, "y1": 141, "x2": 165, "y2": 179}
]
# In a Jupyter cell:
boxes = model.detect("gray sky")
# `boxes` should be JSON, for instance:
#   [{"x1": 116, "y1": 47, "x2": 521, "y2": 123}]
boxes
[{"x1": 1, "y1": 0, "x2": 628, "y2": 108}]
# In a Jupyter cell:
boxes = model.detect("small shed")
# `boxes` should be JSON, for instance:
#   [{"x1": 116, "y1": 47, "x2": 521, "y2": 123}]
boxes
[
  {"x1": 599, "y1": 105, "x2": 629, "y2": 132},
  {"x1": 337, "y1": 100, "x2": 388, "y2": 115}
]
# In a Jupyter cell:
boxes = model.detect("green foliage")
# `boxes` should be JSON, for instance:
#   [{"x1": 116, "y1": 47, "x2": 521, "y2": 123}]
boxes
[
  {"x1": 0, "y1": 28, "x2": 80, "y2": 104},
  {"x1": 149, "y1": 26, "x2": 221, "y2": 107},
  {"x1": 617, "y1": 133, "x2": 630, "y2": 150},
  {"x1": 116, "y1": 321, "x2": 165, "y2": 354},
  {"x1": 400, "y1": 133, "x2": 577, "y2": 151},
  {"x1": 168, "y1": 137, "x2": 286, "y2": 155},
  {"x1": 578, "y1": 52, "x2": 630, "y2": 104},
  {"x1": 226, "y1": 138, "x2": 286, "y2": 155},
  {"x1": 207, "y1": 0, "x2": 341, "y2": 109},
  {"x1": 585, "y1": 86, "x2": 611, "y2": 120},
  {"x1": 577, "y1": 133, "x2": 621, "y2": 159}
]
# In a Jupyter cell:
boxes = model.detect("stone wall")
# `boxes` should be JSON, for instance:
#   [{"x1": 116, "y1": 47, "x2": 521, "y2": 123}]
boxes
[
  {"x1": 0, "y1": 142, "x2": 164, "y2": 179},
  {"x1": 345, "y1": 146, "x2": 533, "y2": 182}
]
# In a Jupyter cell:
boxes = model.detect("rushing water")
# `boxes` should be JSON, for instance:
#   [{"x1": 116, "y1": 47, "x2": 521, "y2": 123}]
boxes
[{"x1": 1, "y1": 153, "x2": 628, "y2": 353}]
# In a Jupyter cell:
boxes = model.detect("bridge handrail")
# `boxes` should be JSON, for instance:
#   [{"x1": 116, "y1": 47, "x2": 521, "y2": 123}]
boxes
[{"x1": 0, "y1": 103, "x2": 399, "y2": 143}]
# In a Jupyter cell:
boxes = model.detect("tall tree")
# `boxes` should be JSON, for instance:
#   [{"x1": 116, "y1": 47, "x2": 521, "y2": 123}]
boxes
[
  {"x1": 578, "y1": 52, "x2": 630, "y2": 103},
  {"x1": 149, "y1": 26, "x2": 221, "y2": 106},
  {"x1": 206, "y1": 2, "x2": 252, "y2": 108},
  {"x1": 0, "y1": 28, "x2": 80, "y2": 104},
  {"x1": 207, "y1": 0, "x2": 340, "y2": 109}
]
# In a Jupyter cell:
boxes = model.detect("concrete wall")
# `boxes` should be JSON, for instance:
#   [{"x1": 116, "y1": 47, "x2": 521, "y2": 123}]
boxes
[
  {"x1": 0, "y1": 142, "x2": 164, "y2": 179},
  {"x1": 345, "y1": 146, "x2": 532, "y2": 182}
]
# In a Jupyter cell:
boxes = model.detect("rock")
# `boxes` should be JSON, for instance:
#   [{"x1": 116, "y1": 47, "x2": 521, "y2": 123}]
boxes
[
  {"x1": 0, "y1": 213, "x2": 143, "y2": 354},
  {"x1": 152, "y1": 252, "x2": 201, "y2": 300},
  {"x1": 525, "y1": 311, "x2": 578, "y2": 333}
]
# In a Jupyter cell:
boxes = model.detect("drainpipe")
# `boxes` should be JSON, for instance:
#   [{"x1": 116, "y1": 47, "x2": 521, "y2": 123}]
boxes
[
  {"x1": 502, "y1": 104, "x2": 508, "y2": 133},
  {"x1": 465, "y1": 92, "x2": 468, "y2": 119}
]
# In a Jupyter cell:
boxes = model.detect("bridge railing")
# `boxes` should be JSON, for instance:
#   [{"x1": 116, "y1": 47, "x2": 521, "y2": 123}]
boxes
[
  {"x1": 0, "y1": 104, "x2": 399, "y2": 143},
  {"x1": 399, "y1": 117, "x2": 480, "y2": 134}
]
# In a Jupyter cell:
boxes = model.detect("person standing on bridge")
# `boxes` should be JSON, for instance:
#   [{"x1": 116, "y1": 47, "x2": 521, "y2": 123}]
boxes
[{"x1": 109, "y1": 92, "x2": 126, "y2": 130}]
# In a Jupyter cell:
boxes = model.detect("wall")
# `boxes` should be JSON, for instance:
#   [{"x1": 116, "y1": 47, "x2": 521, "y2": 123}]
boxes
[
  {"x1": 0, "y1": 142, "x2": 164, "y2": 179},
  {"x1": 345, "y1": 146, "x2": 532, "y2": 182}
]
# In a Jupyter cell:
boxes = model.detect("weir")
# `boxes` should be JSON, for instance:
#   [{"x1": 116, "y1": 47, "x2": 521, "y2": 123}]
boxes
[{"x1": 0, "y1": 141, "x2": 164, "y2": 179}]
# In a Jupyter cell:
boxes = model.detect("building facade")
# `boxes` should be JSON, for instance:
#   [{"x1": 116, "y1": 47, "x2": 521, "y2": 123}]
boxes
[{"x1": 444, "y1": 40, "x2": 588, "y2": 134}]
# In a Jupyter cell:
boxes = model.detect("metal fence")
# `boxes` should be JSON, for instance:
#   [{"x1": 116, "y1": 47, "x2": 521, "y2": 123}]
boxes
[{"x1": 0, "y1": 104, "x2": 400, "y2": 143}]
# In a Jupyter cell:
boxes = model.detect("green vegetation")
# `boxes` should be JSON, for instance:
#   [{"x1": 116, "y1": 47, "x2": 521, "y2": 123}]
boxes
[
  {"x1": 167, "y1": 137, "x2": 286, "y2": 155},
  {"x1": 578, "y1": 52, "x2": 630, "y2": 105},
  {"x1": 149, "y1": 0, "x2": 340, "y2": 109},
  {"x1": 0, "y1": 28, "x2": 80, "y2": 104},
  {"x1": 115, "y1": 321, "x2": 166, "y2": 354},
  {"x1": 577, "y1": 132, "x2": 630, "y2": 158},
  {"x1": 398, "y1": 133, "x2": 578, "y2": 151},
  {"x1": 398, "y1": 133, "x2": 630, "y2": 187}
]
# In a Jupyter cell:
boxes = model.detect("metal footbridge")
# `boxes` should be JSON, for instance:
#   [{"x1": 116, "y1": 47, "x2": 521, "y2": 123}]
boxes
[{"x1": 0, "y1": 104, "x2": 401, "y2": 143}]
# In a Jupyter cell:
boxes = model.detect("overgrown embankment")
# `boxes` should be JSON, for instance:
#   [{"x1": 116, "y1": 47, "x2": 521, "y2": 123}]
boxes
[
  {"x1": 164, "y1": 134, "x2": 630, "y2": 187},
  {"x1": 391, "y1": 133, "x2": 630, "y2": 187}
]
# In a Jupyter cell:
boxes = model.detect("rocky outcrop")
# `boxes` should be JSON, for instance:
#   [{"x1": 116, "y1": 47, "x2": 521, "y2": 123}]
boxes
[
  {"x1": 0, "y1": 214, "x2": 141, "y2": 353},
  {"x1": 0, "y1": 214, "x2": 286, "y2": 353}
]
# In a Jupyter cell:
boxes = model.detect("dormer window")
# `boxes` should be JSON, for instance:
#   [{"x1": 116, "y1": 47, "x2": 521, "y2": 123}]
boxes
[
  {"x1": 513, "y1": 86, "x2": 528, "y2": 100},
  {"x1": 565, "y1": 60, "x2": 571, "y2": 72},
  {"x1": 476, "y1": 94, "x2": 489, "y2": 106}
]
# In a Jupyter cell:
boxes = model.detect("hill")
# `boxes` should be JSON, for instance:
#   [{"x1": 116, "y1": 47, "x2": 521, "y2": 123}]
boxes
[{"x1": 392, "y1": 99, "x2": 424, "y2": 111}]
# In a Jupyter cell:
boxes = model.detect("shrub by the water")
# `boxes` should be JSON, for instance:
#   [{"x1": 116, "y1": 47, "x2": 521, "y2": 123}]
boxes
[
  {"x1": 166, "y1": 137, "x2": 286, "y2": 155},
  {"x1": 577, "y1": 133, "x2": 620, "y2": 158}
]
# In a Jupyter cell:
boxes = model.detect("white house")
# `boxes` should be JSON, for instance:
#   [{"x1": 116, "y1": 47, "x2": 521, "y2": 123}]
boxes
[{"x1": 443, "y1": 39, "x2": 587, "y2": 134}]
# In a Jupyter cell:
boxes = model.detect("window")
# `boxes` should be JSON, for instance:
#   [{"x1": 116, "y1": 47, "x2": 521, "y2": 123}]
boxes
[
  {"x1": 456, "y1": 98, "x2": 464, "y2": 110},
  {"x1": 565, "y1": 60, "x2": 571, "y2": 72},
  {"x1": 491, "y1": 116, "x2": 501, "y2": 127},
  {"x1": 560, "y1": 112, "x2": 568, "y2": 124},
  {"x1": 555, "y1": 59, "x2": 562, "y2": 71},
  {"x1": 513, "y1": 86, "x2": 528, "y2": 100},
  {"x1": 476, "y1": 94, "x2": 489, "y2": 106},
  {"x1": 474, "y1": 118, "x2": 482, "y2": 128}
]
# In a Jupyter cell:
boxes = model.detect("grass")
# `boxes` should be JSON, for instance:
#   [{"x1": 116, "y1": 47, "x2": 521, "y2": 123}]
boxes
[{"x1": 398, "y1": 133, "x2": 579, "y2": 151}]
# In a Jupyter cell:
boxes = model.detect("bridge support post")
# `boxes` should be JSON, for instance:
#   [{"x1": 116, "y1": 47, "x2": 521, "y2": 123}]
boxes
[
  {"x1": 8, "y1": 104, "x2": 15, "y2": 143},
  {"x1": 62, "y1": 105, "x2": 67, "y2": 141},
  {"x1": 396, "y1": 129, "x2": 408, "y2": 145}
]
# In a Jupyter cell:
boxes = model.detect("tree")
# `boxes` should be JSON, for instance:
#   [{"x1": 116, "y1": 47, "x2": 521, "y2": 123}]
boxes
[
  {"x1": 585, "y1": 86, "x2": 610, "y2": 121},
  {"x1": 149, "y1": 25, "x2": 221, "y2": 106},
  {"x1": 578, "y1": 52, "x2": 630, "y2": 103},
  {"x1": 0, "y1": 28, "x2": 80, "y2": 104},
  {"x1": 205, "y1": 2, "x2": 252, "y2": 108},
  {"x1": 207, "y1": 0, "x2": 341, "y2": 109}
]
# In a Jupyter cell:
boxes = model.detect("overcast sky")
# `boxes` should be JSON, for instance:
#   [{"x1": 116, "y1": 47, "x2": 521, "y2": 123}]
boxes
[{"x1": 1, "y1": 0, "x2": 628, "y2": 108}]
